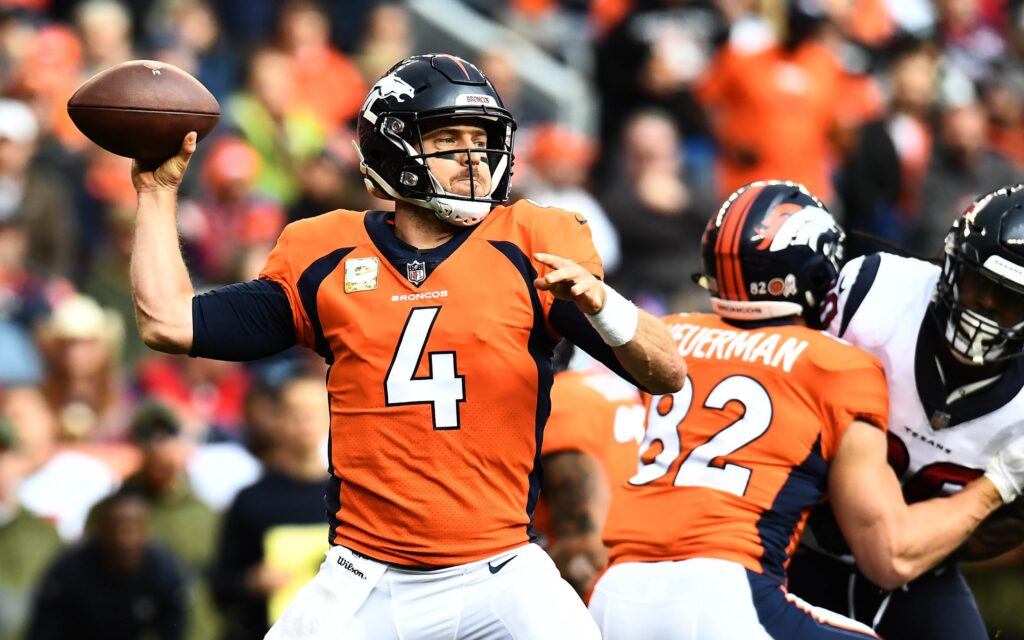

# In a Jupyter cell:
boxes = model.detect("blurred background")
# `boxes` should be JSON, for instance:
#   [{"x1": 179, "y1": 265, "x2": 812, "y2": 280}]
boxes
[{"x1": 0, "y1": 0, "x2": 1021, "y2": 638}]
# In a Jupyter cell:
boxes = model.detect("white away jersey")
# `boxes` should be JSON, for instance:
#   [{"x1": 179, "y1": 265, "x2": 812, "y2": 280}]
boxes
[
  {"x1": 828, "y1": 253, "x2": 1024, "y2": 498},
  {"x1": 803, "y1": 252, "x2": 1024, "y2": 559}
]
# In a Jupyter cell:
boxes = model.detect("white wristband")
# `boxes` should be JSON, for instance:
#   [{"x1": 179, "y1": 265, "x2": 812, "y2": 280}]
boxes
[
  {"x1": 985, "y1": 435, "x2": 1024, "y2": 504},
  {"x1": 586, "y1": 282, "x2": 639, "y2": 347},
  {"x1": 985, "y1": 471, "x2": 1020, "y2": 505}
]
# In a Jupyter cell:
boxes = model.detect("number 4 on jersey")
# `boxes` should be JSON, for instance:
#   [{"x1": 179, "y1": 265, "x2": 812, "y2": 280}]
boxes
[{"x1": 385, "y1": 307, "x2": 466, "y2": 429}]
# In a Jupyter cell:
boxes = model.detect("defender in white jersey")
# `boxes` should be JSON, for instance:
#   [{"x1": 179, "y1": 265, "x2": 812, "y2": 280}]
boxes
[{"x1": 789, "y1": 185, "x2": 1024, "y2": 639}]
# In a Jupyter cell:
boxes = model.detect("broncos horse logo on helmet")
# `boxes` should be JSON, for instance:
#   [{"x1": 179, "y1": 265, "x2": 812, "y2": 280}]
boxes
[
  {"x1": 364, "y1": 72, "x2": 416, "y2": 106},
  {"x1": 697, "y1": 180, "x2": 844, "y2": 328},
  {"x1": 754, "y1": 202, "x2": 803, "y2": 250},
  {"x1": 354, "y1": 53, "x2": 516, "y2": 227}
]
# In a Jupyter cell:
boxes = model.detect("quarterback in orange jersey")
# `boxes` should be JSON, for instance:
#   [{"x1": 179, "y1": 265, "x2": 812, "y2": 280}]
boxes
[
  {"x1": 590, "y1": 181, "x2": 1024, "y2": 640},
  {"x1": 534, "y1": 343, "x2": 645, "y2": 596},
  {"x1": 127, "y1": 54, "x2": 684, "y2": 639}
]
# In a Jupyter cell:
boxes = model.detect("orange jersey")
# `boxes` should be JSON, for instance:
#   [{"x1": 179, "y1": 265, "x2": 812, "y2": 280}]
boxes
[
  {"x1": 259, "y1": 201, "x2": 602, "y2": 566},
  {"x1": 602, "y1": 313, "x2": 888, "y2": 581},
  {"x1": 533, "y1": 369, "x2": 645, "y2": 543}
]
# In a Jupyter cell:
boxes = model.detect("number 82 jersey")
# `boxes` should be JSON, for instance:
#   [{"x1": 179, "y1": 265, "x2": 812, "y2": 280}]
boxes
[{"x1": 601, "y1": 312, "x2": 889, "y2": 581}]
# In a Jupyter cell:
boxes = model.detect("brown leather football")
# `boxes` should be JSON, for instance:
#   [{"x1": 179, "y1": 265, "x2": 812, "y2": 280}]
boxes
[{"x1": 67, "y1": 60, "x2": 220, "y2": 160}]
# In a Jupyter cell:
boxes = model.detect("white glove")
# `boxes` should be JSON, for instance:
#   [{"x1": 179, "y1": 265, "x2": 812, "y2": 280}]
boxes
[{"x1": 985, "y1": 436, "x2": 1024, "y2": 504}]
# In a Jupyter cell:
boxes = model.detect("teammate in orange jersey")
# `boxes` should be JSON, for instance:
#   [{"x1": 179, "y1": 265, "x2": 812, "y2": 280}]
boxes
[
  {"x1": 590, "y1": 180, "x2": 1024, "y2": 639},
  {"x1": 534, "y1": 342, "x2": 644, "y2": 597},
  {"x1": 127, "y1": 53, "x2": 684, "y2": 639}
]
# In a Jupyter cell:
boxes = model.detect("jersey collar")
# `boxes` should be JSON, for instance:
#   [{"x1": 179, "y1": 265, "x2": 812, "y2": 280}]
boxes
[{"x1": 363, "y1": 211, "x2": 477, "y2": 287}]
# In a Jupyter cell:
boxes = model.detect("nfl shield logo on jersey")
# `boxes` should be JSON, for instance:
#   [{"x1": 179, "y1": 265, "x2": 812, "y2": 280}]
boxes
[
  {"x1": 406, "y1": 260, "x2": 427, "y2": 285},
  {"x1": 930, "y1": 410, "x2": 952, "y2": 430}
]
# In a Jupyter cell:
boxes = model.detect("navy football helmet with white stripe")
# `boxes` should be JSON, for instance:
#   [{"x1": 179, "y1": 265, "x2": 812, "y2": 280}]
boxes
[
  {"x1": 697, "y1": 180, "x2": 844, "y2": 328},
  {"x1": 934, "y1": 184, "x2": 1024, "y2": 364},
  {"x1": 355, "y1": 54, "x2": 516, "y2": 227}
]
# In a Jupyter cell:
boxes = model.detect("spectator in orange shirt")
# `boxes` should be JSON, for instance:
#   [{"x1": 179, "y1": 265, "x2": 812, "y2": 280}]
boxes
[
  {"x1": 277, "y1": 0, "x2": 368, "y2": 132},
  {"x1": 177, "y1": 136, "x2": 286, "y2": 285},
  {"x1": 8, "y1": 24, "x2": 88, "y2": 154},
  {"x1": 697, "y1": 0, "x2": 843, "y2": 202}
]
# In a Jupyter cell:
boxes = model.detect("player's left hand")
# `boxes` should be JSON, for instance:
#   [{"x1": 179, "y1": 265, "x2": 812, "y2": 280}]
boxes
[
  {"x1": 549, "y1": 532, "x2": 608, "y2": 597},
  {"x1": 534, "y1": 253, "x2": 606, "y2": 315}
]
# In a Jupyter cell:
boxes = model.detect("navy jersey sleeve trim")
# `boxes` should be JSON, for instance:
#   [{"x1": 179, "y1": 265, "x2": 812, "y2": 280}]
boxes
[
  {"x1": 839, "y1": 253, "x2": 882, "y2": 338},
  {"x1": 191, "y1": 279, "x2": 296, "y2": 361},
  {"x1": 547, "y1": 299, "x2": 644, "y2": 391},
  {"x1": 296, "y1": 248, "x2": 354, "y2": 364}
]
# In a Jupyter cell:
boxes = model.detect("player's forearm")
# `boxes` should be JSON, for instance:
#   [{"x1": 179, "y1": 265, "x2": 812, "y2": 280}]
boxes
[
  {"x1": 131, "y1": 189, "x2": 194, "y2": 353},
  {"x1": 542, "y1": 451, "x2": 609, "y2": 538},
  {"x1": 612, "y1": 309, "x2": 686, "y2": 394},
  {"x1": 863, "y1": 478, "x2": 1003, "y2": 588}
]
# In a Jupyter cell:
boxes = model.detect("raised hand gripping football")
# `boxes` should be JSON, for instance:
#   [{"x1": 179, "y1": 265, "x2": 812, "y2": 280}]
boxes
[
  {"x1": 533, "y1": 252, "x2": 606, "y2": 315},
  {"x1": 131, "y1": 132, "x2": 196, "y2": 194}
]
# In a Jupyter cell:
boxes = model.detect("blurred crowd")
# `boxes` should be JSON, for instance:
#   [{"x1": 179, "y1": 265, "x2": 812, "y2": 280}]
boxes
[{"x1": 0, "y1": 0, "x2": 1023, "y2": 638}]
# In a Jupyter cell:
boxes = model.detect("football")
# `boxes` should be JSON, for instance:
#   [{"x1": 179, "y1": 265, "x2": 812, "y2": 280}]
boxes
[{"x1": 67, "y1": 59, "x2": 220, "y2": 161}]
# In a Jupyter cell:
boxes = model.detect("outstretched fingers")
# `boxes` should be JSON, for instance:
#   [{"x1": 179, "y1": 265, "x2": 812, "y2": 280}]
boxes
[
  {"x1": 533, "y1": 252, "x2": 604, "y2": 314},
  {"x1": 533, "y1": 252, "x2": 576, "y2": 290}
]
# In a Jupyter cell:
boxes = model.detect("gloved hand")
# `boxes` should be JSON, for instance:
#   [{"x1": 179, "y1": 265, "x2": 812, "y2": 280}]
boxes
[{"x1": 986, "y1": 435, "x2": 1024, "y2": 504}]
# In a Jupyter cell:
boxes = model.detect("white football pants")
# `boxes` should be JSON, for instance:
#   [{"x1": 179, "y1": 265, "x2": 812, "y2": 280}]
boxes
[
  {"x1": 266, "y1": 542, "x2": 600, "y2": 639},
  {"x1": 590, "y1": 557, "x2": 879, "y2": 640}
]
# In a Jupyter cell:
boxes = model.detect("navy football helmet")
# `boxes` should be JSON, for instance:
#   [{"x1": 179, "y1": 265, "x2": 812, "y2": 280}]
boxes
[
  {"x1": 356, "y1": 53, "x2": 516, "y2": 226},
  {"x1": 697, "y1": 180, "x2": 844, "y2": 328},
  {"x1": 933, "y1": 184, "x2": 1024, "y2": 364}
]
